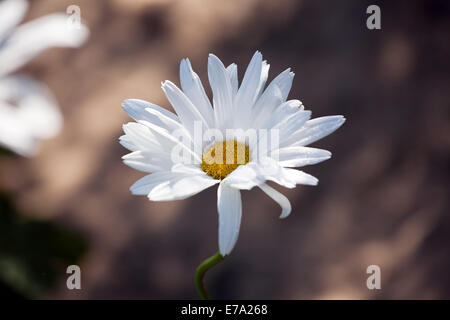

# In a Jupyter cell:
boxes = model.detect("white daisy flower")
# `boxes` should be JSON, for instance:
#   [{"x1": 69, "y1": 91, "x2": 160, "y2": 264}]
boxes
[
  {"x1": 0, "y1": 0, "x2": 89, "y2": 156},
  {"x1": 121, "y1": 51, "x2": 345, "y2": 256}
]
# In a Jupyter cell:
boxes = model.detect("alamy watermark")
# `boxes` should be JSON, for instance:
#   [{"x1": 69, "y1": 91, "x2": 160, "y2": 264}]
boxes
[
  {"x1": 66, "y1": 265, "x2": 81, "y2": 290},
  {"x1": 366, "y1": 5, "x2": 381, "y2": 30},
  {"x1": 366, "y1": 265, "x2": 381, "y2": 290},
  {"x1": 66, "y1": 5, "x2": 81, "y2": 30}
]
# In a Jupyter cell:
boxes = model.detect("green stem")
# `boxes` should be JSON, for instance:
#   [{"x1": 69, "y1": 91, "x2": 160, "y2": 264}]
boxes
[{"x1": 195, "y1": 251, "x2": 224, "y2": 299}]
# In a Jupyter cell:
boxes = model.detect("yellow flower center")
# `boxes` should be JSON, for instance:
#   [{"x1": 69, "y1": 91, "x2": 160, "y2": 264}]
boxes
[{"x1": 201, "y1": 140, "x2": 250, "y2": 180}]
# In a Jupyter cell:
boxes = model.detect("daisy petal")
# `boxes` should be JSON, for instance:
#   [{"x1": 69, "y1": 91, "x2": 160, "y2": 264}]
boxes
[
  {"x1": 130, "y1": 172, "x2": 173, "y2": 195},
  {"x1": 123, "y1": 98, "x2": 178, "y2": 121},
  {"x1": 235, "y1": 51, "x2": 263, "y2": 107},
  {"x1": 0, "y1": 0, "x2": 28, "y2": 41},
  {"x1": 237, "y1": 157, "x2": 304, "y2": 189},
  {"x1": 131, "y1": 172, "x2": 218, "y2": 199},
  {"x1": 225, "y1": 156, "x2": 288, "y2": 190},
  {"x1": 224, "y1": 161, "x2": 266, "y2": 190},
  {"x1": 0, "y1": 75, "x2": 62, "y2": 156},
  {"x1": 264, "y1": 68, "x2": 294, "y2": 102},
  {"x1": 275, "y1": 110, "x2": 311, "y2": 146},
  {"x1": 122, "y1": 99, "x2": 181, "y2": 132},
  {"x1": 226, "y1": 63, "x2": 238, "y2": 98},
  {"x1": 272, "y1": 146, "x2": 331, "y2": 167},
  {"x1": 251, "y1": 84, "x2": 283, "y2": 129},
  {"x1": 208, "y1": 54, "x2": 233, "y2": 129},
  {"x1": 0, "y1": 108, "x2": 37, "y2": 156},
  {"x1": 0, "y1": 13, "x2": 89, "y2": 75},
  {"x1": 255, "y1": 60, "x2": 270, "y2": 98},
  {"x1": 283, "y1": 115, "x2": 346, "y2": 148},
  {"x1": 122, "y1": 150, "x2": 172, "y2": 173},
  {"x1": 180, "y1": 59, "x2": 214, "y2": 127},
  {"x1": 149, "y1": 173, "x2": 218, "y2": 201},
  {"x1": 217, "y1": 183, "x2": 242, "y2": 256},
  {"x1": 282, "y1": 168, "x2": 318, "y2": 186},
  {"x1": 122, "y1": 122, "x2": 165, "y2": 153},
  {"x1": 0, "y1": 75, "x2": 62, "y2": 138},
  {"x1": 266, "y1": 100, "x2": 303, "y2": 129},
  {"x1": 234, "y1": 51, "x2": 263, "y2": 125},
  {"x1": 119, "y1": 134, "x2": 137, "y2": 151},
  {"x1": 258, "y1": 183, "x2": 292, "y2": 219},
  {"x1": 171, "y1": 163, "x2": 207, "y2": 175},
  {"x1": 161, "y1": 80, "x2": 208, "y2": 138},
  {"x1": 123, "y1": 121, "x2": 195, "y2": 163},
  {"x1": 145, "y1": 120, "x2": 201, "y2": 164}
]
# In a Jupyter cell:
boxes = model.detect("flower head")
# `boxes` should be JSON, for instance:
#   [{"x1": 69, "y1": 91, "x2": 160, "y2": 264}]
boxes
[
  {"x1": 121, "y1": 51, "x2": 345, "y2": 256},
  {"x1": 0, "y1": 0, "x2": 89, "y2": 156}
]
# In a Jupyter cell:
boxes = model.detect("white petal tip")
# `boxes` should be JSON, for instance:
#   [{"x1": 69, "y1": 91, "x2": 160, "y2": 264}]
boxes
[
  {"x1": 279, "y1": 205, "x2": 292, "y2": 219},
  {"x1": 279, "y1": 211, "x2": 291, "y2": 219},
  {"x1": 69, "y1": 24, "x2": 90, "y2": 47},
  {"x1": 129, "y1": 186, "x2": 142, "y2": 196},
  {"x1": 219, "y1": 249, "x2": 230, "y2": 256},
  {"x1": 333, "y1": 115, "x2": 346, "y2": 124},
  {"x1": 208, "y1": 54, "x2": 222, "y2": 65},
  {"x1": 121, "y1": 99, "x2": 134, "y2": 110},
  {"x1": 161, "y1": 80, "x2": 171, "y2": 88},
  {"x1": 280, "y1": 197, "x2": 292, "y2": 218},
  {"x1": 180, "y1": 58, "x2": 191, "y2": 69}
]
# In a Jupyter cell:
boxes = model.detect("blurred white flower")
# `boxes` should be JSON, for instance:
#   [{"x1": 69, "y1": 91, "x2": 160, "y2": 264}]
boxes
[
  {"x1": 0, "y1": 0, "x2": 89, "y2": 156},
  {"x1": 121, "y1": 51, "x2": 345, "y2": 256}
]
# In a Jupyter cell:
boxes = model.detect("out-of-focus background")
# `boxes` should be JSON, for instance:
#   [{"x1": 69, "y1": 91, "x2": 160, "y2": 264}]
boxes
[{"x1": 0, "y1": 0, "x2": 449, "y2": 299}]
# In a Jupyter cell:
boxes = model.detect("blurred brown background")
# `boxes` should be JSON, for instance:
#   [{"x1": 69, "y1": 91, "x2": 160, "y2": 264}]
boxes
[{"x1": 0, "y1": 0, "x2": 449, "y2": 299}]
